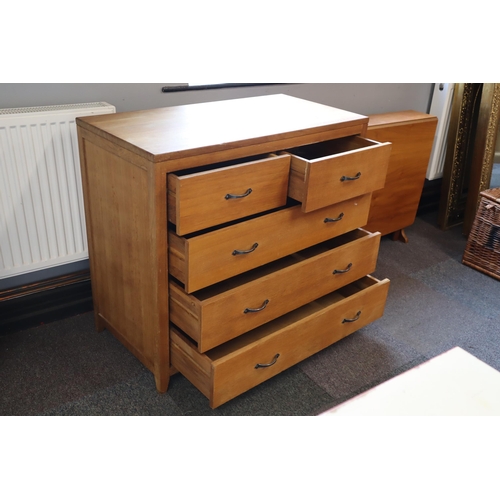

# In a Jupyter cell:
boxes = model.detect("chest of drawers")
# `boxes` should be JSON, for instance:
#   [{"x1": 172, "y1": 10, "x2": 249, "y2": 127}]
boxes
[{"x1": 76, "y1": 94, "x2": 391, "y2": 408}]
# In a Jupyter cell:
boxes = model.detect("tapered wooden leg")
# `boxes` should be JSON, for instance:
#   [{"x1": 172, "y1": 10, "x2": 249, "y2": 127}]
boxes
[
  {"x1": 392, "y1": 228, "x2": 408, "y2": 243},
  {"x1": 154, "y1": 372, "x2": 170, "y2": 393},
  {"x1": 153, "y1": 330, "x2": 171, "y2": 393}
]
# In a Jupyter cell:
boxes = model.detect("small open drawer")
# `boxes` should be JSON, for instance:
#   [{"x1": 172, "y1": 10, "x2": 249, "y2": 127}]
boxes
[
  {"x1": 170, "y1": 275, "x2": 390, "y2": 408},
  {"x1": 167, "y1": 153, "x2": 290, "y2": 235},
  {"x1": 284, "y1": 136, "x2": 391, "y2": 212}
]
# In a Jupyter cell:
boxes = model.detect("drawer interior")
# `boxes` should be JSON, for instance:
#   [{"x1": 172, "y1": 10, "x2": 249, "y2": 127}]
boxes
[
  {"x1": 169, "y1": 201, "x2": 298, "y2": 237},
  {"x1": 285, "y1": 136, "x2": 379, "y2": 161},
  {"x1": 168, "y1": 152, "x2": 276, "y2": 178},
  {"x1": 319, "y1": 275, "x2": 383, "y2": 302}
]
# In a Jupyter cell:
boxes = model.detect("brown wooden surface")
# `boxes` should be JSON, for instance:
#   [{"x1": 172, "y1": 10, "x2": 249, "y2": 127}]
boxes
[
  {"x1": 169, "y1": 194, "x2": 373, "y2": 293},
  {"x1": 76, "y1": 94, "x2": 391, "y2": 403},
  {"x1": 170, "y1": 328, "x2": 213, "y2": 400},
  {"x1": 0, "y1": 270, "x2": 90, "y2": 301},
  {"x1": 287, "y1": 137, "x2": 392, "y2": 212},
  {"x1": 170, "y1": 229, "x2": 381, "y2": 352},
  {"x1": 364, "y1": 110, "x2": 438, "y2": 237},
  {"x1": 78, "y1": 134, "x2": 170, "y2": 392},
  {"x1": 171, "y1": 276, "x2": 390, "y2": 408},
  {"x1": 76, "y1": 94, "x2": 368, "y2": 163},
  {"x1": 168, "y1": 154, "x2": 290, "y2": 235}
]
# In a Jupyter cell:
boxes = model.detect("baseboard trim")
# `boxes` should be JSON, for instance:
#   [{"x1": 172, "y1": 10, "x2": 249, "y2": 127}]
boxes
[{"x1": 0, "y1": 271, "x2": 93, "y2": 335}]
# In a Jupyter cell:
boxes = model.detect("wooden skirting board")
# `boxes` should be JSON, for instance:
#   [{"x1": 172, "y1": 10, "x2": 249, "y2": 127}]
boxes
[{"x1": 0, "y1": 271, "x2": 93, "y2": 335}]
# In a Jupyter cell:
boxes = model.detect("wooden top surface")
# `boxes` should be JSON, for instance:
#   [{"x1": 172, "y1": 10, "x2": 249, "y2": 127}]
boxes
[
  {"x1": 76, "y1": 94, "x2": 368, "y2": 162},
  {"x1": 368, "y1": 110, "x2": 437, "y2": 129}
]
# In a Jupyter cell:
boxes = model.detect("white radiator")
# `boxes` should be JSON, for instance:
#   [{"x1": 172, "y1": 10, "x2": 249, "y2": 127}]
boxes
[{"x1": 0, "y1": 102, "x2": 115, "y2": 279}]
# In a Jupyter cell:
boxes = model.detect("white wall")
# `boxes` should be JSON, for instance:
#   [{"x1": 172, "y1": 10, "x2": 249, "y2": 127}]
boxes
[{"x1": 0, "y1": 83, "x2": 433, "y2": 115}]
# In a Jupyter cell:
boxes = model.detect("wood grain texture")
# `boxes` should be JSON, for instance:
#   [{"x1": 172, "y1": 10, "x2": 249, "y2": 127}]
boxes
[
  {"x1": 76, "y1": 94, "x2": 368, "y2": 162},
  {"x1": 168, "y1": 154, "x2": 290, "y2": 235},
  {"x1": 364, "y1": 111, "x2": 438, "y2": 236},
  {"x1": 170, "y1": 276, "x2": 390, "y2": 408},
  {"x1": 169, "y1": 194, "x2": 373, "y2": 293},
  {"x1": 287, "y1": 137, "x2": 392, "y2": 212},
  {"x1": 77, "y1": 95, "x2": 389, "y2": 404},
  {"x1": 170, "y1": 229, "x2": 381, "y2": 352},
  {"x1": 170, "y1": 328, "x2": 212, "y2": 399},
  {"x1": 79, "y1": 136, "x2": 170, "y2": 391}
]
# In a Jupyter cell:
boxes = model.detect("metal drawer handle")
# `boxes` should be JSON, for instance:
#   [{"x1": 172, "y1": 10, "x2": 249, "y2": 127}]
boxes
[
  {"x1": 324, "y1": 212, "x2": 344, "y2": 223},
  {"x1": 232, "y1": 242, "x2": 258, "y2": 255},
  {"x1": 340, "y1": 172, "x2": 361, "y2": 182},
  {"x1": 255, "y1": 353, "x2": 280, "y2": 369},
  {"x1": 244, "y1": 299, "x2": 270, "y2": 314},
  {"x1": 333, "y1": 263, "x2": 352, "y2": 274},
  {"x1": 225, "y1": 188, "x2": 252, "y2": 200},
  {"x1": 342, "y1": 311, "x2": 361, "y2": 323}
]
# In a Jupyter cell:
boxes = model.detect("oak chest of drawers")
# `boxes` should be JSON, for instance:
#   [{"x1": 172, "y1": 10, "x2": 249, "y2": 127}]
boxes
[{"x1": 76, "y1": 94, "x2": 391, "y2": 408}]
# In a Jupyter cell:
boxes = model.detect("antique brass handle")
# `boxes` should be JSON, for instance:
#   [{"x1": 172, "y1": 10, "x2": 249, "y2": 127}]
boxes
[
  {"x1": 324, "y1": 212, "x2": 344, "y2": 223},
  {"x1": 342, "y1": 311, "x2": 361, "y2": 323},
  {"x1": 244, "y1": 299, "x2": 270, "y2": 314},
  {"x1": 340, "y1": 172, "x2": 361, "y2": 182},
  {"x1": 333, "y1": 263, "x2": 352, "y2": 274},
  {"x1": 232, "y1": 243, "x2": 258, "y2": 255},
  {"x1": 225, "y1": 188, "x2": 252, "y2": 200},
  {"x1": 255, "y1": 353, "x2": 280, "y2": 369}
]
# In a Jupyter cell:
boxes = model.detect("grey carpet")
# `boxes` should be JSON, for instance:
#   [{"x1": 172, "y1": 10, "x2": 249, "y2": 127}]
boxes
[{"x1": 1, "y1": 210, "x2": 499, "y2": 416}]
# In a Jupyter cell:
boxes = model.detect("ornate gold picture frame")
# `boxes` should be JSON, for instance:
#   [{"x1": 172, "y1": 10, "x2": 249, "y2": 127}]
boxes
[{"x1": 438, "y1": 83, "x2": 500, "y2": 235}]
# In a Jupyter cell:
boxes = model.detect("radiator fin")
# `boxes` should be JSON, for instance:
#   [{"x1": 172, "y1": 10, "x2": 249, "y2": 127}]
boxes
[{"x1": 0, "y1": 102, "x2": 115, "y2": 279}]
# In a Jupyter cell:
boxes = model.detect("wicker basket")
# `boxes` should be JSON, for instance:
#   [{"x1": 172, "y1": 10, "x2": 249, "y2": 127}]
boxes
[{"x1": 462, "y1": 187, "x2": 500, "y2": 280}]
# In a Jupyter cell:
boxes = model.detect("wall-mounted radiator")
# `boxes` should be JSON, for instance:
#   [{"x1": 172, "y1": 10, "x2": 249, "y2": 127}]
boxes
[{"x1": 0, "y1": 102, "x2": 115, "y2": 280}]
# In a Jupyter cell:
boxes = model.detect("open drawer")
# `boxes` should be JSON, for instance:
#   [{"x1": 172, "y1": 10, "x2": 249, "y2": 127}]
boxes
[
  {"x1": 170, "y1": 275, "x2": 390, "y2": 408},
  {"x1": 284, "y1": 136, "x2": 391, "y2": 212},
  {"x1": 168, "y1": 194, "x2": 372, "y2": 293},
  {"x1": 170, "y1": 228, "x2": 381, "y2": 352},
  {"x1": 168, "y1": 154, "x2": 291, "y2": 235}
]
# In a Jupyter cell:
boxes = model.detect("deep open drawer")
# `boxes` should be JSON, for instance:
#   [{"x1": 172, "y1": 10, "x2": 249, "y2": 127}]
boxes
[
  {"x1": 170, "y1": 228, "x2": 381, "y2": 352},
  {"x1": 168, "y1": 193, "x2": 372, "y2": 293},
  {"x1": 170, "y1": 275, "x2": 390, "y2": 408}
]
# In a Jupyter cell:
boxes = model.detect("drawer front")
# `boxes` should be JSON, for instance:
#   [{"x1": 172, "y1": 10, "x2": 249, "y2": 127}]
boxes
[
  {"x1": 170, "y1": 276, "x2": 390, "y2": 408},
  {"x1": 286, "y1": 136, "x2": 391, "y2": 212},
  {"x1": 170, "y1": 229, "x2": 381, "y2": 352},
  {"x1": 169, "y1": 193, "x2": 372, "y2": 293},
  {"x1": 168, "y1": 154, "x2": 291, "y2": 235}
]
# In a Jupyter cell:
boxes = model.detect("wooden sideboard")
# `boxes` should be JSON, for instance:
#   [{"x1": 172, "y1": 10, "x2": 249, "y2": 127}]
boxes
[
  {"x1": 76, "y1": 94, "x2": 392, "y2": 408},
  {"x1": 364, "y1": 110, "x2": 438, "y2": 242}
]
